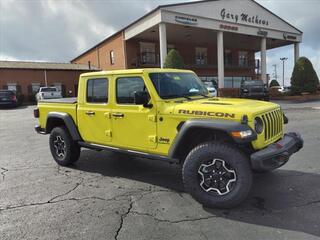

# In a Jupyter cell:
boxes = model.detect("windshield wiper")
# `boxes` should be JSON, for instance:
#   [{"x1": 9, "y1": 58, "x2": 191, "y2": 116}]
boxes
[
  {"x1": 188, "y1": 93, "x2": 210, "y2": 98},
  {"x1": 162, "y1": 94, "x2": 192, "y2": 100},
  {"x1": 197, "y1": 93, "x2": 210, "y2": 98}
]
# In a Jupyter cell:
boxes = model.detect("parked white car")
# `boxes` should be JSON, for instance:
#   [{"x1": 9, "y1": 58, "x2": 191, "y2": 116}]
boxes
[
  {"x1": 36, "y1": 87, "x2": 62, "y2": 101},
  {"x1": 203, "y1": 81, "x2": 217, "y2": 97}
]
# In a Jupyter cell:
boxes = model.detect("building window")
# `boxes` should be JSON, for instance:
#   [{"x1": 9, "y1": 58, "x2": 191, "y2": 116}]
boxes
[
  {"x1": 116, "y1": 77, "x2": 146, "y2": 104},
  {"x1": 109, "y1": 50, "x2": 115, "y2": 65},
  {"x1": 7, "y1": 83, "x2": 17, "y2": 92},
  {"x1": 140, "y1": 42, "x2": 156, "y2": 65},
  {"x1": 31, "y1": 83, "x2": 40, "y2": 93},
  {"x1": 86, "y1": 78, "x2": 108, "y2": 103},
  {"x1": 238, "y1": 51, "x2": 248, "y2": 67},
  {"x1": 195, "y1": 47, "x2": 207, "y2": 65},
  {"x1": 224, "y1": 49, "x2": 232, "y2": 66}
]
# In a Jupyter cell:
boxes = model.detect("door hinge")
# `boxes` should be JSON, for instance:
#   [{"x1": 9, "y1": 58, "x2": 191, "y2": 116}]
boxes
[
  {"x1": 105, "y1": 130, "x2": 112, "y2": 137},
  {"x1": 148, "y1": 135, "x2": 157, "y2": 143},
  {"x1": 148, "y1": 114, "x2": 157, "y2": 122}
]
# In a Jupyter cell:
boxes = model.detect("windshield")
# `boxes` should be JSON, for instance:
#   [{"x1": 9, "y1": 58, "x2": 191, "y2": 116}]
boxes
[
  {"x1": 0, "y1": 91, "x2": 13, "y2": 97},
  {"x1": 41, "y1": 87, "x2": 57, "y2": 92},
  {"x1": 149, "y1": 72, "x2": 208, "y2": 99}
]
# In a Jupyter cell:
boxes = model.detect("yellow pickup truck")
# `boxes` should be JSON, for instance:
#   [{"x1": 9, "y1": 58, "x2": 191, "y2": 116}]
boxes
[{"x1": 34, "y1": 68, "x2": 303, "y2": 208}]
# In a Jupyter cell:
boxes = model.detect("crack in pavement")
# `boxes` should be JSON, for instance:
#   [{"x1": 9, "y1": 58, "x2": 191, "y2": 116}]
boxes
[
  {"x1": 48, "y1": 178, "x2": 84, "y2": 202},
  {"x1": 1, "y1": 167, "x2": 8, "y2": 181},
  {"x1": 0, "y1": 196, "x2": 119, "y2": 212},
  {"x1": 130, "y1": 210, "x2": 220, "y2": 224},
  {"x1": 114, "y1": 197, "x2": 133, "y2": 240}
]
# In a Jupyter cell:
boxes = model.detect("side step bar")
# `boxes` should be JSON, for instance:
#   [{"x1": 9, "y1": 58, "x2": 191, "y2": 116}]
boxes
[{"x1": 78, "y1": 141, "x2": 180, "y2": 164}]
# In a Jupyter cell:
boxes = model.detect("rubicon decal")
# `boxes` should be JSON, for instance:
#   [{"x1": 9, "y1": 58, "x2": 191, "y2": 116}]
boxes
[{"x1": 178, "y1": 109, "x2": 235, "y2": 119}]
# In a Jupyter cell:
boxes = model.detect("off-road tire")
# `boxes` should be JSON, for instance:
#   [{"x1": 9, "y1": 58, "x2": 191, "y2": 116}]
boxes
[
  {"x1": 49, "y1": 126, "x2": 80, "y2": 166},
  {"x1": 182, "y1": 141, "x2": 252, "y2": 208}
]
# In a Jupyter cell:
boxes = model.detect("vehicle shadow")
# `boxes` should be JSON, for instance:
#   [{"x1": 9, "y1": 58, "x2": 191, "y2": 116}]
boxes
[
  {"x1": 74, "y1": 149, "x2": 184, "y2": 191},
  {"x1": 73, "y1": 149, "x2": 320, "y2": 237}
]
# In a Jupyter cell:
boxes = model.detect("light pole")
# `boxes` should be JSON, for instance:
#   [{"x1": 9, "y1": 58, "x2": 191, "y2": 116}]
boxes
[
  {"x1": 280, "y1": 57, "x2": 288, "y2": 87},
  {"x1": 272, "y1": 64, "x2": 278, "y2": 81}
]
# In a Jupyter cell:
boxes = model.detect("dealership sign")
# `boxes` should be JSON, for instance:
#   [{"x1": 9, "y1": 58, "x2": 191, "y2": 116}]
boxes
[
  {"x1": 175, "y1": 16, "x2": 198, "y2": 25},
  {"x1": 220, "y1": 8, "x2": 269, "y2": 26},
  {"x1": 283, "y1": 33, "x2": 297, "y2": 40}
]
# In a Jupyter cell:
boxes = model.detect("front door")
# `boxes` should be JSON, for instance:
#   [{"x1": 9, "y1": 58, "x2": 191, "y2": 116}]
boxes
[
  {"x1": 77, "y1": 77, "x2": 112, "y2": 144},
  {"x1": 111, "y1": 75, "x2": 157, "y2": 150}
]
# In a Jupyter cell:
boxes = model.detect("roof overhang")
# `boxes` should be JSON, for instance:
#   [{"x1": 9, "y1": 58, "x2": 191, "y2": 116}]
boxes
[{"x1": 124, "y1": 0, "x2": 302, "y2": 43}]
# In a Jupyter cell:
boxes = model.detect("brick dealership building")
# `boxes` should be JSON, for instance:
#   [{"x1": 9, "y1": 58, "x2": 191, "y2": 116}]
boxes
[
  {"x1": 0, "y1": 61, "x2": 97, "y2": 101},
  {"x1": 71, "y1": 0, "x2": 302, "y2": 94},
  {"x1": 0, "y1": 0, "x2": 302, "y2": 99}
]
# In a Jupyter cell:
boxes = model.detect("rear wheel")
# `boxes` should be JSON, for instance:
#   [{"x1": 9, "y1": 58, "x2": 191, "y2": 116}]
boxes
[
  {"x1": 182, "y1": 141, "x2": 252, "y2": 208},
  {"x1": 49, "y1": 126, "x2": 80, "y2": 166}
]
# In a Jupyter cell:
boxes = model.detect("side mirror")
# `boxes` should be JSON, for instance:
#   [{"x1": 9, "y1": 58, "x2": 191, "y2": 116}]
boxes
[{"x1": 134, "y1": 91, "x2": 152, "y2": 108}]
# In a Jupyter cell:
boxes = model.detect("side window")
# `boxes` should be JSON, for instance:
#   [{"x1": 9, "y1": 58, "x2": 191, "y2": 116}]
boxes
[
  {"x1": 87, "y1": 78, "x2": 108, "y2": 103},
  {"x1": 116, "y1": 77, "x2": 146, "y2": 104},
  {"x1": 109, "y1": 50, "x2": 115, "y2": 65}
]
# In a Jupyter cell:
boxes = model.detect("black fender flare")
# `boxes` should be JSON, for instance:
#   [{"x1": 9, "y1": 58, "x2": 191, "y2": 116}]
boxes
[
  {"x1": 168, "y1": 119, "x2": 257, "y2": 159},
  {"x1": 46, "y1": 112, "x2": 82, "y2": 141}
]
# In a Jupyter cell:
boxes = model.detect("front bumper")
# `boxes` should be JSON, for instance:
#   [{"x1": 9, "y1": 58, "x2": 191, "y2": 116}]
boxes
[{"x1": 251, "y1": 132, "x2": 303, "y2": 171}]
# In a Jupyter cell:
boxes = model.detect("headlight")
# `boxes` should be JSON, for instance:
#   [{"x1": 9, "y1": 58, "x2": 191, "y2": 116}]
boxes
[
  {"x1": 242, "y1": 88, "x2": 249, "y2": 93},
  {"x1": 254, "y1": 117, "x2": 264, "y2": 134}
]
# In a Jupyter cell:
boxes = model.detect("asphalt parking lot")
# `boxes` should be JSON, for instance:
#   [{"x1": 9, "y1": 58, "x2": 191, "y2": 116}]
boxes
[{"x1": 1, "y1": 101, "x2": 320, "y2": 240}]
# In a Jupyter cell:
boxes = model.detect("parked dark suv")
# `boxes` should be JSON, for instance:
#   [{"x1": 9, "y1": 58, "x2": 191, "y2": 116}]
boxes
[
  {"x1": 240, "y1": 80, "x2": 269, "y2": 101},
  {"x1": 0, "y1": 90, "x2": 18, "y2": 108}
]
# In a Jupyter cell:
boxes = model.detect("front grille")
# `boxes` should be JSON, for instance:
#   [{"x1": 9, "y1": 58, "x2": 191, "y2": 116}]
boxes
[{"x1": 260, "y1": 109, "x2": 283, "y2": 142}]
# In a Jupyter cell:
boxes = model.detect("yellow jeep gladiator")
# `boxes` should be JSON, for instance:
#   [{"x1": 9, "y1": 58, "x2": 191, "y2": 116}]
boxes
[{"x1": 34, "y1": 69, "x2": 303, "y2": 208}]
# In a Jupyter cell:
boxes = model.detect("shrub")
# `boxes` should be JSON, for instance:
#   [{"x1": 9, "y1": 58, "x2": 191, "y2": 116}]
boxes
[
  {"x1": 163, "y1": 49, "x2": 184, "y2": 69},
  {"x1": 291, "y1": 57, "x2": 319, "y2": 94},
  {"x1": 269, "y1": 79, "x2": 280, "y2": 87}
]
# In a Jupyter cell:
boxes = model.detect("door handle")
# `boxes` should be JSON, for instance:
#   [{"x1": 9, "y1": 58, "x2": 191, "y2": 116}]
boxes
[
  {"x1": 112, "y1": 112, "x2": 124, "y2": 118},
  {"x1": 85, "y1": 111, "x2": 95, "y2": 116}
]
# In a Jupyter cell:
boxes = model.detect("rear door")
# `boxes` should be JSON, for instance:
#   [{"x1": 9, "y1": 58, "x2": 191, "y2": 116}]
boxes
[{"x1": 77, "y1": 77, "x2": 112, "y2": 144}]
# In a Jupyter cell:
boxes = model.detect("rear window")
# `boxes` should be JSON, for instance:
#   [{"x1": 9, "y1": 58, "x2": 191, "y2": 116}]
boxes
[
  {"x1": 41, "y1": 87, "x2": 57, "y2": 92},
  {"x1": 0, "y1": 91, "x2": 14, "y2": 97},
  {"x1": 86, "y1": 78, "x2": 108, "y2": 103}
]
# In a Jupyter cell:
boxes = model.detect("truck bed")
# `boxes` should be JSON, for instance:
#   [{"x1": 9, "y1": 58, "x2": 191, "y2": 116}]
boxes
[
  {"x1": 39, "y1": 97, "x2": 77, "y2": 104},
  {"x1": 38, "y1": 97, "x2": 78, "y2": 128}
]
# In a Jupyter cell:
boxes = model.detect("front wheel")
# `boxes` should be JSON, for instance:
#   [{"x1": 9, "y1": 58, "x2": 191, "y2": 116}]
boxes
[
  {"x1": 182, "y1": 142, "x2": 252, "y2": 208},
  {"x1": 49, "y1": 126, "x2": 80, "y2": 166}
]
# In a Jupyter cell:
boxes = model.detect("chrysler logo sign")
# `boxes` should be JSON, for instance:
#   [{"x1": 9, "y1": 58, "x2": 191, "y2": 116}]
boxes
[
  {"x1": 220, "y1": 8, "x2": 269, "y2": 26},
  {"x1": 175, "y1": 16, "x2": 198, "y2": 25}
]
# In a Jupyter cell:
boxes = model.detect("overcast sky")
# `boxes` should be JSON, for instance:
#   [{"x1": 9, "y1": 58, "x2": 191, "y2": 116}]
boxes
[{"x1": 0, "y1": 0, "x2": 319, "y2": 85}]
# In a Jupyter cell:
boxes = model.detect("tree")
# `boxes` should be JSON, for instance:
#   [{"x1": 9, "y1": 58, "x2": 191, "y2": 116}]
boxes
[
  {"x1": 163, "y1": 49, "x2": 184, "y2": 69},
  {"x1": 269, "y1": 79, "x2": 280, "y2": 87},
  {"x1": 291, "y1": 57, "x2": 319, "y2": 94}
]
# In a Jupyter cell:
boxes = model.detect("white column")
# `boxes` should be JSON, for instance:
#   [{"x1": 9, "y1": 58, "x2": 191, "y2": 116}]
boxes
[
  {"x1": 217, "y1": 31, "x2": 224, "y2": 89},
  {"x1": 260, "y1": 37, "x2": 267, "y2": 83},
  {"x1": 159, "y1": 23, "x2": 167, "y2": 68},
  {"x1": 294, "y1": 43, "x2": 300, "y2": 63}
]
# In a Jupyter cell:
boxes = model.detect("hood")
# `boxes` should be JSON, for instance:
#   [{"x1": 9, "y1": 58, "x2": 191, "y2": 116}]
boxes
[{"x1": 171, "y1": 97, "x2": 279, "y2": 121}]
